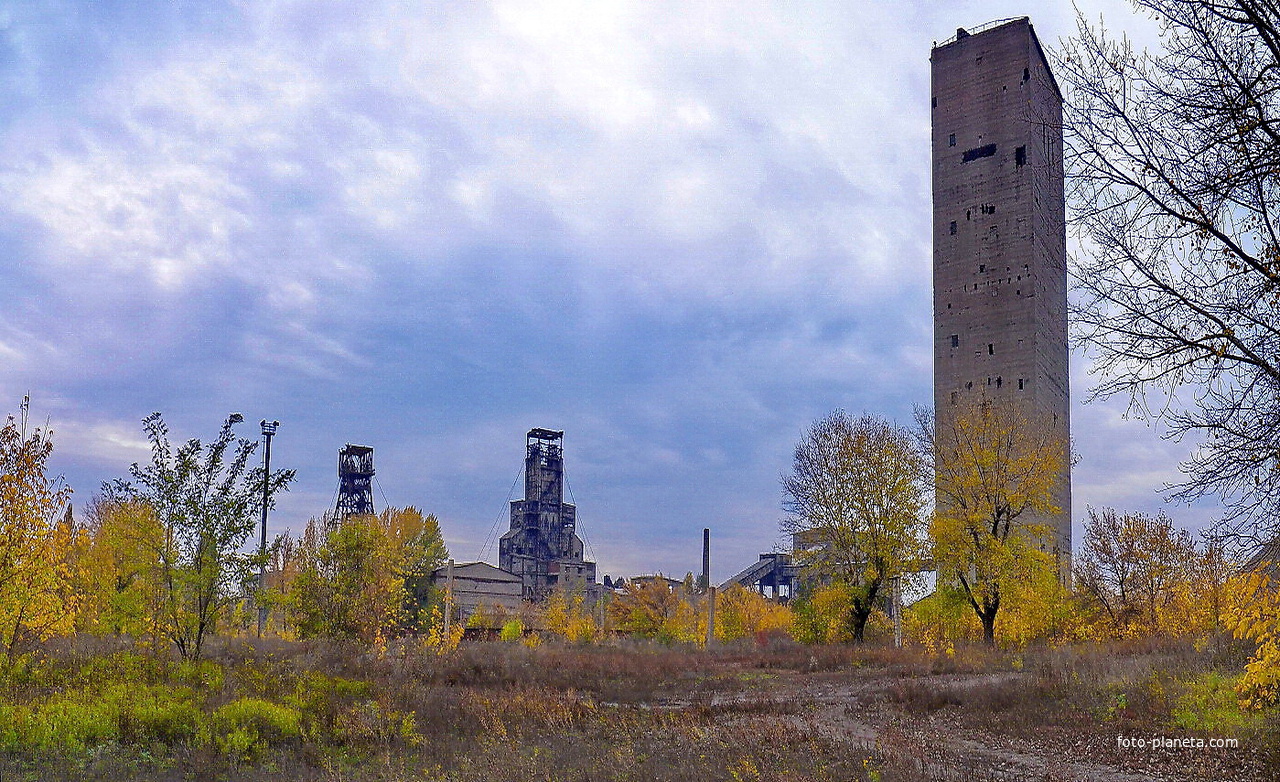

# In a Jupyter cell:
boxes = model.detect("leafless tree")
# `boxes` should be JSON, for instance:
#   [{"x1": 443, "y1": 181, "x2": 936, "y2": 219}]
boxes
[{"x1": 1057, "y1": 0, "x2": 1280, "y2": 546}]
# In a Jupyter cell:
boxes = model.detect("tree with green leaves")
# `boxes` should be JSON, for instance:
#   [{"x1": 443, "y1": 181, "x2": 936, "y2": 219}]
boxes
[
  {"x1": 284, "y1": 507, "x2": 447, "y2": 642},
  {"x1": 781, "y1": 411, "x2": 928, "y2": 643},
  {"x1": 105, "y1": 413, "x2": 294, "y2": 659}
]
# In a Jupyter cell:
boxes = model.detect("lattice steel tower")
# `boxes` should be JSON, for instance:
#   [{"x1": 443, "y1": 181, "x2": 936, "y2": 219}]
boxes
[
  {"x1": 931, "y1": 18, "x2": 1071, "y2": 563},
  {"x1": 499, "y1": 428, "x2": 596, "y2": 599},
  {"x1": 336, "y1": 444, "x2": 375, "y2": 518}
]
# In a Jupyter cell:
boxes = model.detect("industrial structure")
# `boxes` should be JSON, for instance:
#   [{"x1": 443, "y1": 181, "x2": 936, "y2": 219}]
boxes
[
  {"x1": 499, "y1": 428, "x2": 597, "y2": 599},
  {"x1": 431, "y1": 561, "x2": 525, "y2": 620},
  {"x1": 721, "y1": 553, "x2": 798, "y2": 599},
  {"x1": 336, "y1": 444, "x2": 376, "y2": 518},
  {"x1": 930, "y1": 18, "x2": 1072, "y2": 564}
]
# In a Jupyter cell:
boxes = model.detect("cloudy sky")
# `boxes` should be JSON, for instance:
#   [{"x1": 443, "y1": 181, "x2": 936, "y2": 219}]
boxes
[{"x1": 0, "y1": 0, "x2": 1215, "y2": 581}]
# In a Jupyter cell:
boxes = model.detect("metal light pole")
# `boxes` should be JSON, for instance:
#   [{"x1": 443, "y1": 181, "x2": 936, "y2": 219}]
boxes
[{"x1": 257, "y1": 419, "x2": 279, "y2": 639}]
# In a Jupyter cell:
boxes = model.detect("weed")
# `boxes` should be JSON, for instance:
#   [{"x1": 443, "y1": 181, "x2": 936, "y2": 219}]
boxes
[
  {"x1": 209, "y1": 698, "x2": 301, "y2": 760},
  {"x1": 1171, "y1": 671, "x2": 1257, "y2": 733}
]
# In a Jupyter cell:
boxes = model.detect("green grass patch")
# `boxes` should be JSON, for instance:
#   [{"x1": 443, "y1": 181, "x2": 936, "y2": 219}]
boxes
[{"x1": 1171, "y1": 672, "x2": 1257, "y2": 734}]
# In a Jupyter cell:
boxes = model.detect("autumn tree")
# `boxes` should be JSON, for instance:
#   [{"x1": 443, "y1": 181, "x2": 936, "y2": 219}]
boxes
[
  {"x1": 105, "y1": 412, "x2": 294, "y2": 659},
  {"x1": 1074, "y1": 507, "x2": 1203, "y2": 636},
  {"x1": 1058, "y1": 0, "x2": 1280, "y2": 544},
  {"x1": 380, "y1": 506, "x2": 449, "y2": 629},
  {"x1": 73, "y1": 497, "x2": 166, "y2": 640},
  {"x1": 781, "y1": 411, "x2": 928, "y2": 642},
  {"x1": 609, "y1": 577, "x2": 702, "y2": 645},
  {"x1": 285, "y1": 507, "x2": 447, "y2": 642},
  {"x1": 0, "y1": 398, "x2": 79, "y2": 660},
  {"x1": 919, "y1": 401, "x2": 1066, "y2": 645},
  {"x1": 1225, "y1": 569, "x2": 1280, "y2": 708},
  {"x1": 542, "y1": 583, "x2": 598, "y2": 644},
  {"x1": 715, "y1": 584, "x2": 792, "y2": 643}
]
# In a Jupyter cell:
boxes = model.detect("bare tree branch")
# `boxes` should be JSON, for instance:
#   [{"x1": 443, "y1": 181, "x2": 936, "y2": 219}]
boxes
[{"x1": 1058, "y1": 1, "x2": 1280, "y2": 546}]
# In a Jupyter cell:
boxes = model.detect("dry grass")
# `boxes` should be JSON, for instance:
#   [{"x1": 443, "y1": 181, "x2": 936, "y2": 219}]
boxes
[{"x1": 0, "y1": 635, "x2": 1273, "y2": 781}]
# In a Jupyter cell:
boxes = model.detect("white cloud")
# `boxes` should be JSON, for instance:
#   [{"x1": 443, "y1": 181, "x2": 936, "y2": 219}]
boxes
[
  {"x1": 0, "y1": 0, "x2": 1212, "y2": 571},
  {"x1": 2, "y1": 0, "x2": 942, "y2": 320},
  {"x1": 49, "y1": 416, "x2": 152, "y2": 468}
]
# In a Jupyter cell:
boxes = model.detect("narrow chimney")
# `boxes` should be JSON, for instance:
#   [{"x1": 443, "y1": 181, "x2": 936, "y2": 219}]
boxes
[{"x1": 702, "y1": 528, "x2": 710, "y2": 591}]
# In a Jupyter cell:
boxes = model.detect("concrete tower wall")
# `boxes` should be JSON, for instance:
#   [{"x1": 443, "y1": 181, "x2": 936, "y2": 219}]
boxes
[{"x1": 930, "y1": 18, "x2": 1071, "y2": 560}]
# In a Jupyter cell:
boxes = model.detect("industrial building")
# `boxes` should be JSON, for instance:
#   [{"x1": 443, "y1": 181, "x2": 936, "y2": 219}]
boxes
[
  {"x1": 930, "y1": 18, "x2": 1072, "y2": 563},
  {"x1": 721, "y1": 553, "x2": 797, "y2": 599},
  {"x1": 499, "y1": 428, "x2": 598, "y2": 600},
  {"x1": 430, "y1": 562, "x2": 524, "y2": 620}
]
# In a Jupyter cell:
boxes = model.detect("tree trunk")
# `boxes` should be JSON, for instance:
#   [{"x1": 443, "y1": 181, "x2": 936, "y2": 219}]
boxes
[
  {"x1": 848, "y1": 579, "x2": 881, "y2": 644},
  {"x1": 978, "y1": 597, "x2": 999, "y2": 646},
  {"x1": 980, "y1": 612, "x2": 996, "y2": 645},
  {"x1": 850, "y1": 603, "x2": 872, "y2": 643}
]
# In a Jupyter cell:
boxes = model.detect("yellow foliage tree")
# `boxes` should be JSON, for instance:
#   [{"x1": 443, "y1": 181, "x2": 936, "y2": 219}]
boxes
[
  {"x1": 1224, "y1": 569, "x2": 1280, "y2": 709},
  {"x1": 542, "y1": 585, "x2": 598, "y2": 644},
  {"x1": 920, "y1": 400, "x2": 1066, "y2": 645},
  {"x1": 0, "y1": 398, "x2": 79, "y2": 660},
  {"x1": 715, "y1": 585, "x2": 792, "y2": 643},
  {"x1": 609, "y1": 577, "x2": 703, "y2": 645},
  {"x1": 791, "y1": 583, "x2": 858, "y2": 644},
  {"x1": 73, "y1": 498, "x2": 166, "y2": 641},
  {"x1": 284, "y1": 507, "x2": 447, "y2": 643},
  {"x1": 904, "y1": 589, "x2": 972, "y2": 652},
  {"x1": 1074, "y1": 507, "x2": 1214, "y2": 638},
  {"x1": 782, "y1": 411, "x2": 928, "y2": 642},
  {"x1": 989, "y1": 561, "x2": 1077, "y2": 645}
]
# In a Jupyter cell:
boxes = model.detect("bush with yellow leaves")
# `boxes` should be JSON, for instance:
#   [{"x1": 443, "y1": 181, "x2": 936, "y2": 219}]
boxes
[
  {"x1": 542, "y1": 587, "x2": 598, "y2": 644},
  {"x1": 714, "y1": 585, "x2": 792, "y2": 643},
  {"x1": 1224, "y1": 569, "x2": 1280, "y2": 709}
]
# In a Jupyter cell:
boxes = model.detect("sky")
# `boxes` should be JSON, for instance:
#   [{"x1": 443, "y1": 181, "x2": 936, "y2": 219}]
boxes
[{"x1": 0, "y1": 0, "x2": 1219, "y2": 582}]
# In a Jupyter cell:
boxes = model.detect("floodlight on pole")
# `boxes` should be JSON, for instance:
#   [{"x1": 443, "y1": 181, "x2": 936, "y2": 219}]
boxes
[{"x1": 257, "y1": 419, "x2": 279, "y2": 638}]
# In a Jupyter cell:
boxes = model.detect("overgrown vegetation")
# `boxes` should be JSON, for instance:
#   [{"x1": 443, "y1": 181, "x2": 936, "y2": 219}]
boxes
[
  {"x1": 0, "y1": 635, "x2": 1270, "y2": 781},
  {"x1": 5, "y1": 395, "x2": 1280, "y2": 779}
]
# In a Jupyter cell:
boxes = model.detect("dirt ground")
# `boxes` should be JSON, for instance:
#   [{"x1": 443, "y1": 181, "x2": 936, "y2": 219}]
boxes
[
  {"x1": 2, "y1": 638, "x2": 1271, "y2": 781},
  {"x1": 685, "y1": 663, "x2": 1268, "y2": 782}
]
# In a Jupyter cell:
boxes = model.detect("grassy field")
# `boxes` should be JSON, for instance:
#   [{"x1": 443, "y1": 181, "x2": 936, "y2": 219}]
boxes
[{"x1": 0, "y1": 635, "x2": 1272, "y2": 781}]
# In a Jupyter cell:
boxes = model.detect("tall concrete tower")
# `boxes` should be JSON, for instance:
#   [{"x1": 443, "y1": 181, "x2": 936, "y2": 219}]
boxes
[{"x1": 930, "y1": 18, "x2": 1071, "y2": 561}]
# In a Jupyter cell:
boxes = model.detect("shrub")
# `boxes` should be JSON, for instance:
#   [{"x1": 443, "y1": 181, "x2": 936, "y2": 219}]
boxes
[
  {"x1": 1171, "y1": 672, "x2": 1254, "y2": 733},
  {"x1": 334, "y1": 700, "x2": 421, "y2": 746},
  {"x1": 0, "y1": 693, "x2": 116, "y2": 752},
  {"x1": 210, "y1": 698, "x2": 301, "y2": 759},
  {"x1": 103, "y1": 683, "x2": 202, "y2": 745},
  {"x1": 0, "y1": 681, "x2": 205, "y2": 753},
  {"x1": 791, "y1": 584, "x2": 856, "y2": 645},
  {"x1": 285, "y1": 671, "x2": 371, "y2": 736},
  {"x1": 500, "y1": 619, "x2": 524, "y2": 642},
  {"x1": 173, "y1": 658, "x2": 225, "y2": 691},
  {"x1": 715, "y1": 585, "x2": 792, "y2": 643},
  {"x1": 74, "y1": 651, "x2": 161, "y2": 688}
]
